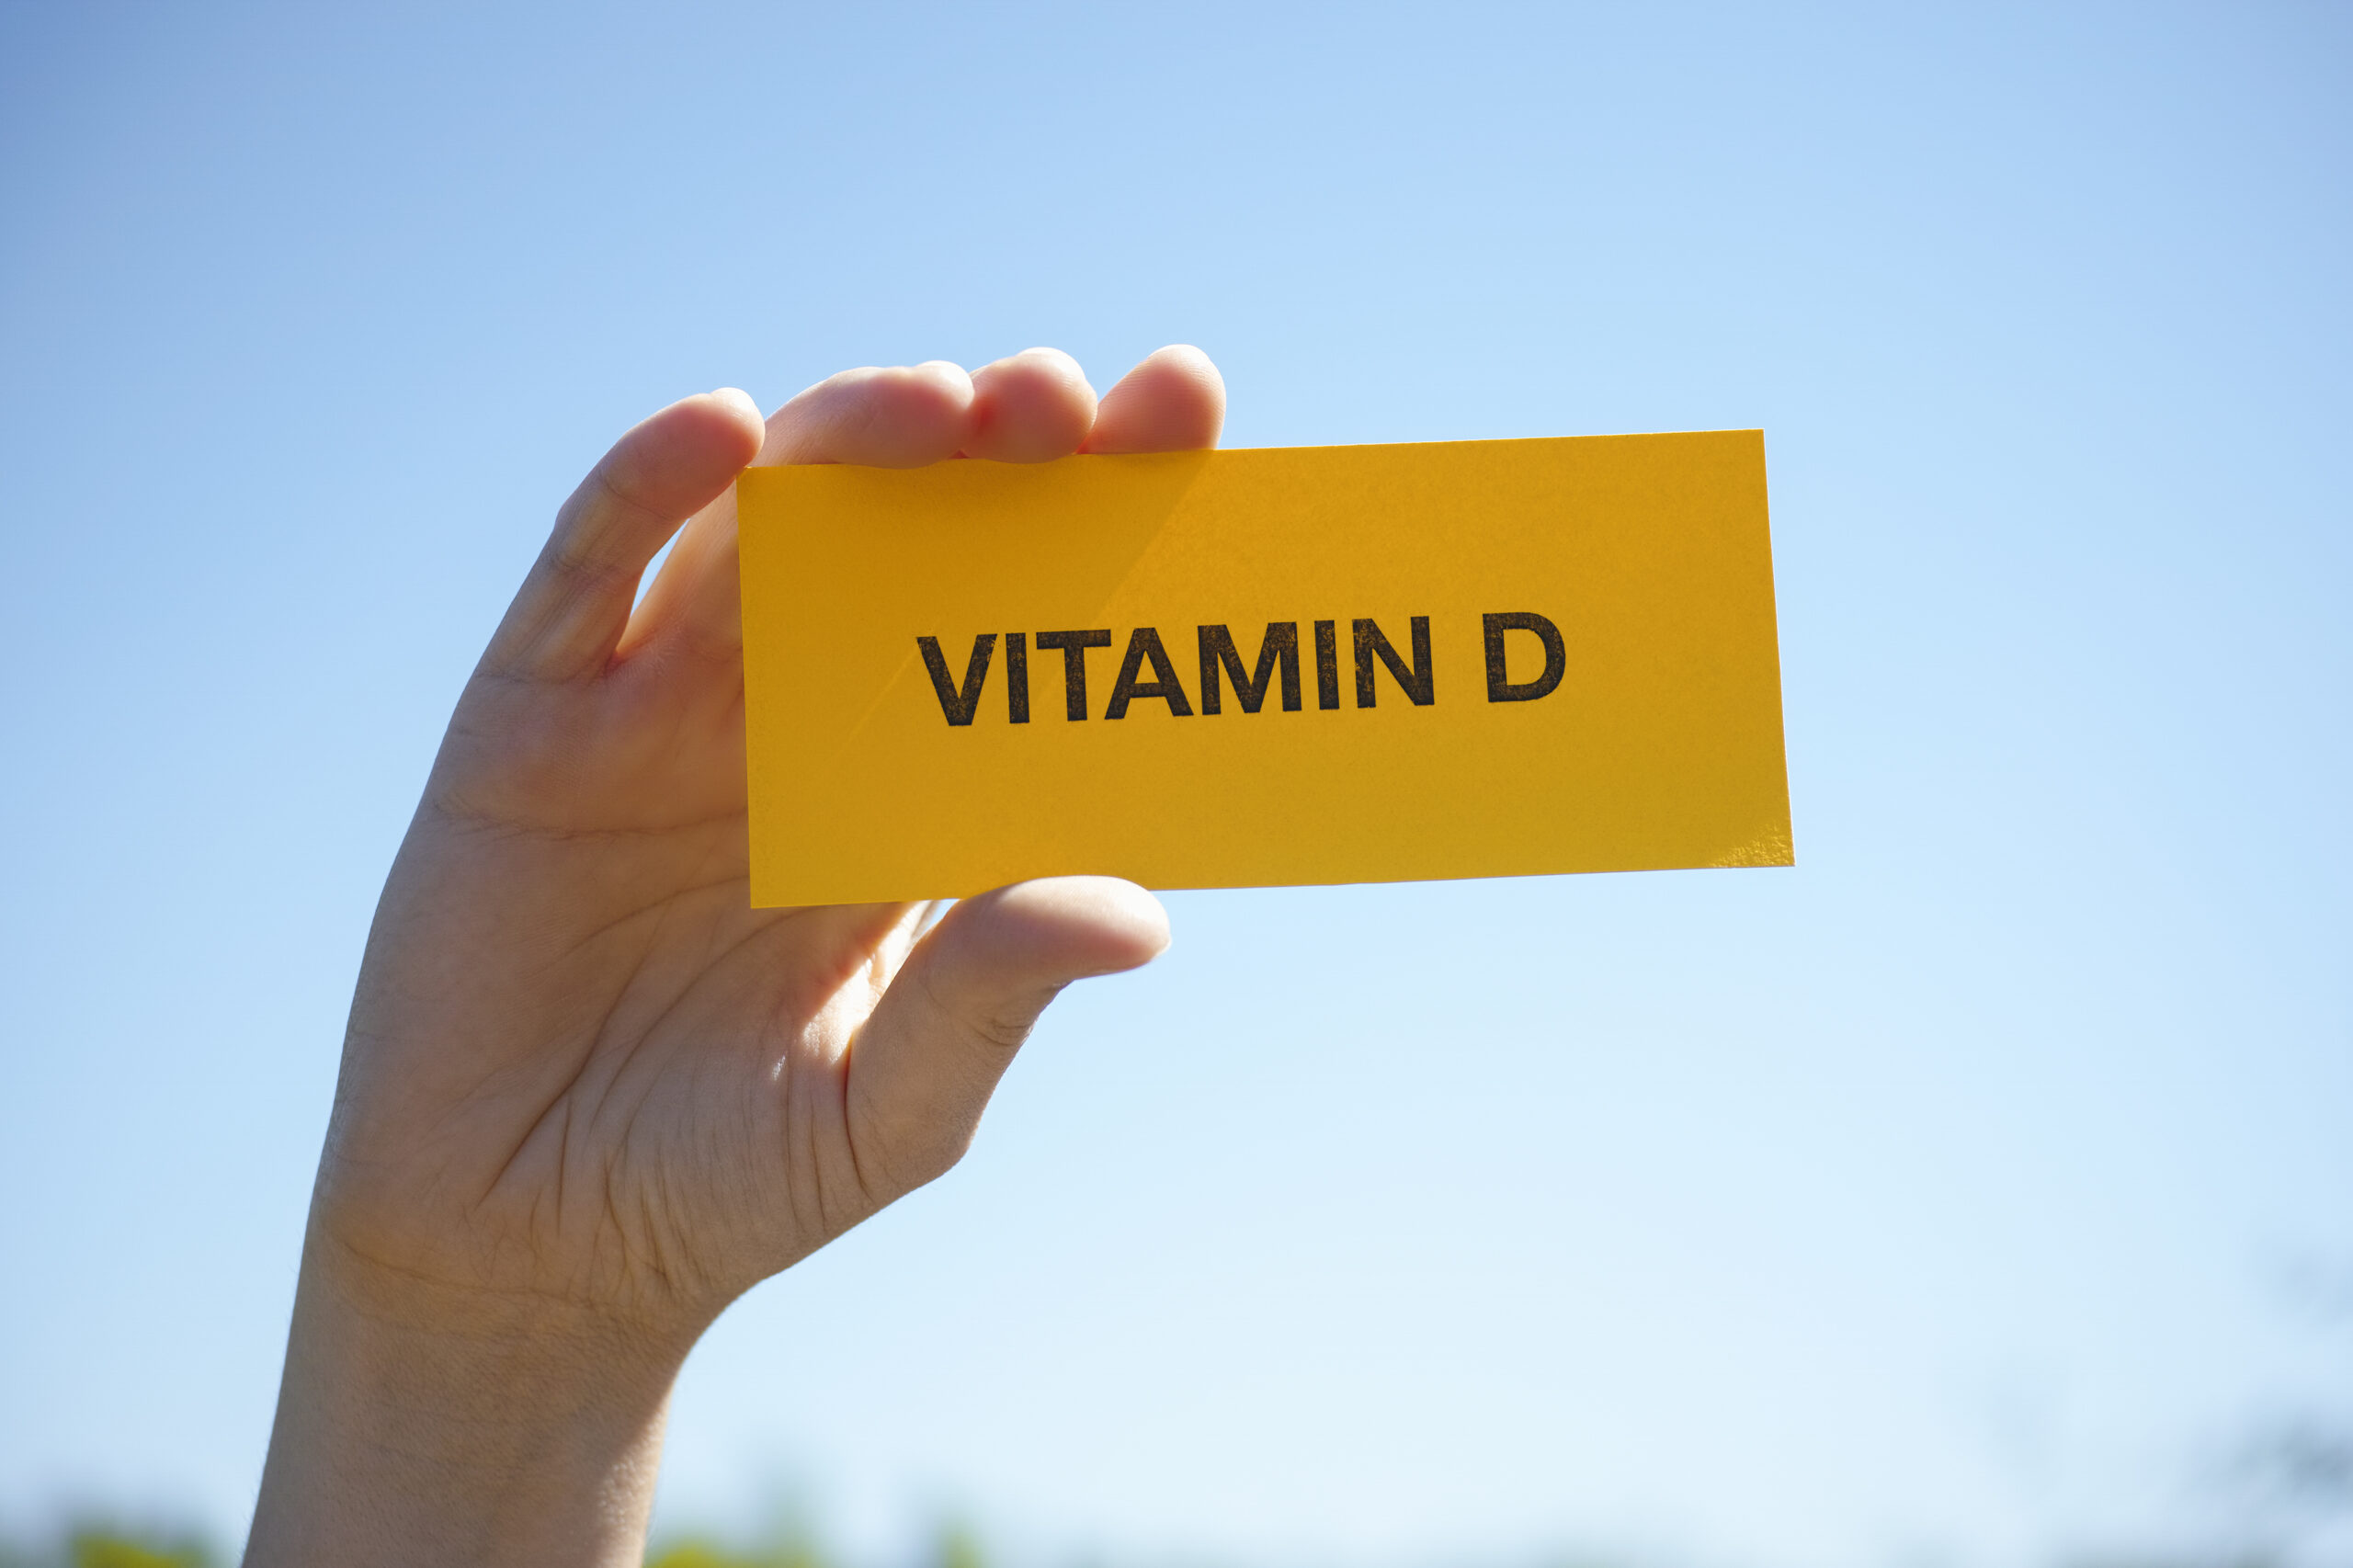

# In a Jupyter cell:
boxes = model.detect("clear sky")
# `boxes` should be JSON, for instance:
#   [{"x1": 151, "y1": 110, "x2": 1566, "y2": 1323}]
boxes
[{"x1": 2, "y1": 4, "x2": 2347, "y2": 1565}]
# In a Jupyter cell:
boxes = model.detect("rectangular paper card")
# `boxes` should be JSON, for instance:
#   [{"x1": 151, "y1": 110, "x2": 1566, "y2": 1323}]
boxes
[{"x1": 738, "y1": 430, "x2": 1791, "y2": 906}]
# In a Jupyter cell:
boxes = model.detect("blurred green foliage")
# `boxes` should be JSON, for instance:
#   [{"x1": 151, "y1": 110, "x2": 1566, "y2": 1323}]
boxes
[
  {"x1": 644, "y1": 1533, "x2": 834, "y2": 1568},
  {"x1": 0, "y1": 1518, "x2": 979, "y2": 1568},
  {"x1": 0, "y1": 1525, "x2": 215, "y2": 1568},
  {"x1": 644, "y1": 1522, "x2": 983, "y2": 1568},
  {"x1": 0, "y1": 1512, "x2": 2334, "y2": 1568},
  {"x1": 65, "y1": 1536, "x2": 212, "y2": 1568}
]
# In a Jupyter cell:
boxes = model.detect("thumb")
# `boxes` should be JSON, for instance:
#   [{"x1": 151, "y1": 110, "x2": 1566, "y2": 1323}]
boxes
[{"x1": 846, "y1": 877, "x2": 1168, "y2": 1201}]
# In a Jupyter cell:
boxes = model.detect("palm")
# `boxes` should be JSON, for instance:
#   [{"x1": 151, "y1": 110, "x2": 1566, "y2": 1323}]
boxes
[{"x1": 313, "y1": 348, "x2": 1222, "y2": 1336}]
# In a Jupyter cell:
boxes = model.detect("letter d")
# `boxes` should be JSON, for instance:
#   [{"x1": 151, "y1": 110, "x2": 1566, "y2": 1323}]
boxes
[{"x1": 1483, "y1": 612, "x2": 1564, "y2": 702}]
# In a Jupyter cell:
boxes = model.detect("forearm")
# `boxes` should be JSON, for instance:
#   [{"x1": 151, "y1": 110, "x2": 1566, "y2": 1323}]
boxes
[{"x1": 245, "y1": 1227, "x2": 688, "y2": 1568}]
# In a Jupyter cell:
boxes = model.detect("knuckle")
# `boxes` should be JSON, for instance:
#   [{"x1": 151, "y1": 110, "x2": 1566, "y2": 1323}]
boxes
[
  {"x1": 963, "y1": 1005, "x2": 1037, "y2": 1054},
  {"x1": 550, "y1": 463, "x2": 665, "y2": 579}
]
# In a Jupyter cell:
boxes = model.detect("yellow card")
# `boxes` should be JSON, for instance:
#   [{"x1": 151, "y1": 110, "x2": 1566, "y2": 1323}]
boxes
[{"x1": 738, "y1": 431, "x2": 1790, "y2": 905}]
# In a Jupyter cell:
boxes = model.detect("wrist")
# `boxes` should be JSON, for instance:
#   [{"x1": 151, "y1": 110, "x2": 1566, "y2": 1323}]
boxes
[{"x1": 246, "y1": 1223, "x2": 693, "y2": 1568}]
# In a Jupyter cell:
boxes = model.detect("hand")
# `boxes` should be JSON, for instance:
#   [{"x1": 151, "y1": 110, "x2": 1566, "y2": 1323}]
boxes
[{"x1": 245, "y1": 347, "x2": 1226, "y2": 1567}]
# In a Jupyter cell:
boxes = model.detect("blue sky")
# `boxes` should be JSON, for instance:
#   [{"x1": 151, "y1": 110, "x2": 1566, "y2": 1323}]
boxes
[{"x1": 1, "y1": 4, "x2": 2347, "y2": 1564}]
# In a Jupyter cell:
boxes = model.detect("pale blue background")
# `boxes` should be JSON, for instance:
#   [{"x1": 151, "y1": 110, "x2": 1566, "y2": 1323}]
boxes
[{"x1": 2, "y1": 4, "x2": 2347, "y2": 1565}]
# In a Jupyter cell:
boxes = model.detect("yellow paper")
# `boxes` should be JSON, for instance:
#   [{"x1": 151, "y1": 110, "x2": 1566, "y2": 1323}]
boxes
[{"x1": 738, "y1": 431, "x2": 1790, "y2": 905}]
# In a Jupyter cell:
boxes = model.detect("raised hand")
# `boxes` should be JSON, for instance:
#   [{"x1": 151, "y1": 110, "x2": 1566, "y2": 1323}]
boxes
[{"x1": 246, "y1": 347, "x2": 1225, "y2": 1568}]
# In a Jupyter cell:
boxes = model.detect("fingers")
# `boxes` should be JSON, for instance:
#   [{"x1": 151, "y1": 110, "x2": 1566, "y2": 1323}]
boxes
[
  {"x1": 755, "y1": 348, "x2": 1099, "y2": 468},
  {"x1": 844, "y1": 877, "x2": 1169, "y2": 1199},
  {"x1": 754, "y1": 344, "x2": 1217, "y2": 468},
  {"x1": 626, "y1": 347, "x2": 1224, "y2": 665},
  {"x1": 484, "y1": 390, "x2": 765, "y2": 683},
  {"x1": 1082, "y1": 345, "x2": 1226, "y2": 453}
]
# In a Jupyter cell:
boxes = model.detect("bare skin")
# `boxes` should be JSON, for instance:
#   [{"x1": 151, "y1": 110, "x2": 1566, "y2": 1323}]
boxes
[{"x1": 244, "y1": 346, "x2": 1227, "y2": 1567}]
